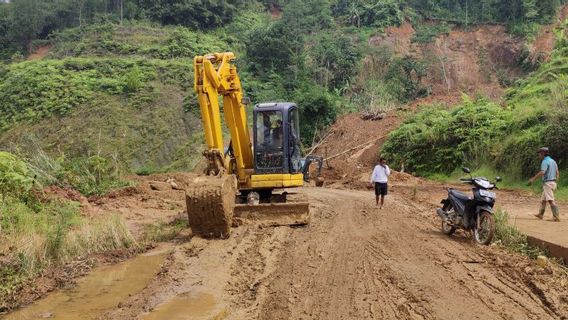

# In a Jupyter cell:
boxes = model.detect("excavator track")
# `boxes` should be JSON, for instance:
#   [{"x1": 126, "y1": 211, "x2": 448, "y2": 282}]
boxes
[{"x1": 185, "y1": 175, "x2": 236, "y2": 239}]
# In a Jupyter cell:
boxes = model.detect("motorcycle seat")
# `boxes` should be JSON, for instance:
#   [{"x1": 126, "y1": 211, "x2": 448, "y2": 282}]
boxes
[{"x1": 449, "y1": 189, "x2": 471, "y2": 202}]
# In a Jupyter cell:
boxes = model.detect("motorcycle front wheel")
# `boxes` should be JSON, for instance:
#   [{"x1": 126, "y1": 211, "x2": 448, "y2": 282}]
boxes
[
  {"x1": 441, "y1": 203, "x2": 456, "y2": 236},
  {"x1": 473, "y1": 211, "x2": 495, "y2": 245}
]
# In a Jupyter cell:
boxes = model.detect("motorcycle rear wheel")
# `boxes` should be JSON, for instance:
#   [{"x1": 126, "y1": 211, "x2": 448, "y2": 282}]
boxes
[
  {"x1": 441, "y1": 203, "x2": 456, "y2": 236},
  {"x1": 473, "y1": 211, "x2": 495, "y2": 245}
]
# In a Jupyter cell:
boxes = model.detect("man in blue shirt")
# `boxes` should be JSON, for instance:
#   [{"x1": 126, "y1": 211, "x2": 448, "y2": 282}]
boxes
[{"x1": 528, "y1": 147, "x2": 560, "y2": 222}]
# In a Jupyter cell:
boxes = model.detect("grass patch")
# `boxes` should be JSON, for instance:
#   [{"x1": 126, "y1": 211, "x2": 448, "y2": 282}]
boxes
[
  {"x1": 142, "y1": 218, "x2": 187, "y2": 243},
  {"x1": 0, "y1": 200, "x2": 136, "y2": 305},
  {"x1": 411, "y1": 22, "x2": 451, "y2": 44},
  {"x1": 493, "y1": 209, "x2": 546, "y2": 259},
  {"x1": 0, "y1": 151, "x2": 137, "y2": 304}
]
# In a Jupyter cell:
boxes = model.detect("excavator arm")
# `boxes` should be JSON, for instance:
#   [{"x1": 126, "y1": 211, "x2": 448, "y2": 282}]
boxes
[{"x1": 193, "y1": 52, "x2": 253, "y2": 186}]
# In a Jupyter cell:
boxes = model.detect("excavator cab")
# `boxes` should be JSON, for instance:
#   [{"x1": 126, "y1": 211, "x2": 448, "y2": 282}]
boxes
[{"x1": 253, "y1": 103, "x2": 303, "y2": 175}]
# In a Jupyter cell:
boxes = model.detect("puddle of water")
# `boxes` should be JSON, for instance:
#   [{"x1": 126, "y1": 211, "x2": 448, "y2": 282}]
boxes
[
  {"x1": 140, "y1": 292, "x2": 220, "y2": 320},
  {"x1": 4, "y1": 250, "x2": 169, "y2": 320}
]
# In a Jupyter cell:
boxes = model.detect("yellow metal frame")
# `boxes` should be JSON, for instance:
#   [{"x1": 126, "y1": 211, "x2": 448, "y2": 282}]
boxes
[
  {"x1": 250, "y1": 173, "x2": 305, "y2": 189},
  {"x1": 194, "y1": 52, "x2": 304, "y2": 192}
]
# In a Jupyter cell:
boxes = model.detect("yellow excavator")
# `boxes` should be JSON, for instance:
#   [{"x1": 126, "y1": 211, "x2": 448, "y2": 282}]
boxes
[{"x1": 186, "y1": 52, "x2": 323, "y2": 238}]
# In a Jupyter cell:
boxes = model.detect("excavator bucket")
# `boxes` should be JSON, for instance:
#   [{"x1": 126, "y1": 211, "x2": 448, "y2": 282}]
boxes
[
  {"x1": 185, "y1": 175, "x2": 236, "y2": 239},
  {"x1": 186, "y1": 175, "x2": 309, "y2": 238}
]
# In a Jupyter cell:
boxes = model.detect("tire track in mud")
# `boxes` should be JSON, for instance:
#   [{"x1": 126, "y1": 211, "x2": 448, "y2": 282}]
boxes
[
  {"x1": 225, "y1": 227, "x2": 290, "y2": 320},
  {"x1": 228, "y1": 187, "x2": 568, "y2": 320},
  {"x1": 98, "y1": 186, "x2": 568, "y2": 320}
]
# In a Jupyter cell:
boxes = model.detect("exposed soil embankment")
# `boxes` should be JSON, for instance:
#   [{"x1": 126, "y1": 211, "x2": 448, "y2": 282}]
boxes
[
  {"x1": 311, "y1": 111, "x2": 424, "y2": 190},
  {"x1": 370, "y1": 22, "x2": 524, "y2": 101}
]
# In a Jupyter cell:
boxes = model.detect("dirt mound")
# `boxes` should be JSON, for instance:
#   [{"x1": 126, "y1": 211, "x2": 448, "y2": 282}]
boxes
[
  {"x1": 370, "y1": 22, "x2": 525, "y2": 100},
  {"x1": 78, "y1": 172, "x2": 199, "y2": 237},
  {"x1": 27, "y1": 45, "x2": 51, "y2": 60},
  {"x1": 312, "y1": 112, "x2": 406, "y2": 188},
  {"x1": 42, "y1": 185, "x2": 87, "y2": 203},
  {"x1": 530, "y1": 5, "x2": 568, "y2": 63}
]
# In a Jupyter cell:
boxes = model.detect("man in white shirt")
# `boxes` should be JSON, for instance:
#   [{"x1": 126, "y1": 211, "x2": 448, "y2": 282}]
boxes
[{"x1": 370, "y1": 157, "x2": 391, "y2": 209}]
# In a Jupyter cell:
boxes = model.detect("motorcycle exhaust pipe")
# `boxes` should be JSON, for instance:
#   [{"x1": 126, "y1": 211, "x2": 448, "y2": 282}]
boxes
[{"x1": 436, "y1": 208, "x2": 449, "y2": 221}]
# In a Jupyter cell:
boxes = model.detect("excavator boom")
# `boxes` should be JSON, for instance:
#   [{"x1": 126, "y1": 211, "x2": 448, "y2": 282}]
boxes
[{"x1": 193, "y1": 53, "x2": 253, "y2": 185}]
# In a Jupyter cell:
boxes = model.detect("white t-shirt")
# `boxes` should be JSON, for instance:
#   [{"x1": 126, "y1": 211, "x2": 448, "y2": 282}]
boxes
[{"x1": 370, "y1": 164, "x2": 391, "y2": 183}]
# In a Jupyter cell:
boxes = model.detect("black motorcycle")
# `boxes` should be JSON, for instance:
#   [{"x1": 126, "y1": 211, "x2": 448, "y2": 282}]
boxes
[{"x1": 436, "y1": 167, "x2": 501, "y2": 245}]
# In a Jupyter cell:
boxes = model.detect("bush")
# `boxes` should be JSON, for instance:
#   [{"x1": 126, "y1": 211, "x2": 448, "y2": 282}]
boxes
[
  {"x1": 0, "y1": 152, "x2": 135, "y2": 304},
  {"x1": 0, "y1": 200, "x2": 135, "y2": 302},
  {"x1": 0, "y1": 152, "x2": 35, "y2": 202},
  {"x1": 58, "y1": 155, "x2": 131, "y2": 197},
  {"x1": 382, "y1": 96, "x2": 510, "y2": 175},
  {"x1": 0, "y1": 57, "x2": 192, "y2": 131},
  {"x1": 494, "y1": 210, "x2": 546, "y2": 258},
  {"x1": 384, "y1": 56, "x2": 429, "y2": 102}
]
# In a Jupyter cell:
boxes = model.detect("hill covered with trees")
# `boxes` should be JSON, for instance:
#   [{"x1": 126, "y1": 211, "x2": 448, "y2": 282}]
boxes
[{"x1": 0, "y1": 0, "x2": 566, "y2": 176}]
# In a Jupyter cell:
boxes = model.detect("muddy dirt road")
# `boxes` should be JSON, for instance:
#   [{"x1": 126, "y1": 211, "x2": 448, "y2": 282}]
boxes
[{"x1": 91, "y1": 186, "x2": 568, "y2": 320}]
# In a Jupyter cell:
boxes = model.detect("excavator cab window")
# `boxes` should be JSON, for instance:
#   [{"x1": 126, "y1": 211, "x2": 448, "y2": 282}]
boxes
[
  {"x1": 254, "y1": 110, "x2": 285, "y2": 173},
  {"x1": 256, "y1": 111, "x2": 284, "y2": 149},
  {"x1": 253, "y1": 103, "x2": 302, "y2": 175}
]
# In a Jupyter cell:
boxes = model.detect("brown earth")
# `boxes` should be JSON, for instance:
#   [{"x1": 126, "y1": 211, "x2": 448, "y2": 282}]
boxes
[
  {"x1": 27, "y1": 45, "x2": 51, "y2": 60},
  {"x1": 6, "y1": 8, "x2": 568, "y2": 318},
  {"x1": 5, "y1": 171, "x2": 568, "y2": 319},
  {"x1": 0, "y1": 173, "x2": 197, "y2": 313},
  {"x1": 311, "y1": 112, "x2": 403, "y2": 189},
  {"x1": 369, "y1": 22, "x2": 524, "y2": 100},
  {"x1": 91, "y1": 186, "x2": 568, "y2": 320},
  {"x1": 530, "y1": 5, "x2": 568, "y2": 63}
]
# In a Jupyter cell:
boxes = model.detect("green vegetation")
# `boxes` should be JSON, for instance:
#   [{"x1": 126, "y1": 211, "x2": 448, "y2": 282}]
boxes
[
  {"x1": 384, "y1": 19, "x2": 568, "y2": 187},
  {"x1": 0, "y1": 151, "x2": 136, "y2": 307},
  {"x1": 0, "y1": 57, "x2": 193, "y2": 130},
  {"x1": 494, "y1": 210, "x2": 546, "y2": 258},
  {"x1": 383, "y1": 96, "x2": 510, "y2": 175},
  {"x1": 411, "y1": 23, "x2": 451, "y2": 44},
  {"x1": 0, "y1": 151, "x2": 35, "y2": 203},
  {"x1": 48, "y1": 23, "x2": 230, "y2": 59},
  {"x1": 0, "y1": 21, "x2": 215, "y2": 173},
  {"x1": 142, "y1": 218, "x2": 187, "y2": 243}
]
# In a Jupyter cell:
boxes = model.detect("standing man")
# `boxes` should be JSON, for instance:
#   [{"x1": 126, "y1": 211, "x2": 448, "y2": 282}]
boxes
[
  {"x1": 370, "y1": 157, "x2": 391, "y2": 209},
  {"x1": 528, "y1": 147, "x2": 560, "y2": 222}
]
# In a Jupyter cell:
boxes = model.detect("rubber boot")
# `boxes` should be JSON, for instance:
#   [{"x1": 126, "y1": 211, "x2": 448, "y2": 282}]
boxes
[
  {"x1": 551, "y1": 205, "x2": 560, "y2": 222},
  {"x1": 535, "y1": 204, "x2": 545, "y2": 219}
]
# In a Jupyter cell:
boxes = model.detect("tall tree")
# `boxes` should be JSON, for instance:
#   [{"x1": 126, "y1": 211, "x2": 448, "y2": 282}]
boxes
[{"x1": 10, "y1": 0, "x2": 46, "y2": 52}]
